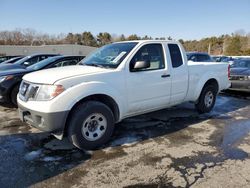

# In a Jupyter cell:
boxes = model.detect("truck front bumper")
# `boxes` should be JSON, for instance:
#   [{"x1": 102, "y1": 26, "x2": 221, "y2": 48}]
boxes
[{"x1": 18, "y1": 103, "x2": 69, "y2": 139}]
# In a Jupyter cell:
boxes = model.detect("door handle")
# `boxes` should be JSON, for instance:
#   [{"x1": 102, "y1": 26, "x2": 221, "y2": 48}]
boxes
[{"x1": 161, "y1": 74, "x2": 170, "y2": 78}]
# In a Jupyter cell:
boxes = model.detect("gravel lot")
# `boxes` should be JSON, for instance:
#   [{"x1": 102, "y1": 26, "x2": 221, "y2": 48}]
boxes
[{"x1": 0, "y1": 92, "x2": 250, "y2": 188}]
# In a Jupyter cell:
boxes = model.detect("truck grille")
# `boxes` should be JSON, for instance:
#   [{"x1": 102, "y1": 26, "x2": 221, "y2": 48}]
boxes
[{"x1": 19, "y1": 81, "x2": 39, "y2": 101}]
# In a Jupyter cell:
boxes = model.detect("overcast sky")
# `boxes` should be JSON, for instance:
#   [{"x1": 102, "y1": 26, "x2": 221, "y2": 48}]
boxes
[{"x1": 1, "y1": 0, "x2": 250, "y2": 40}]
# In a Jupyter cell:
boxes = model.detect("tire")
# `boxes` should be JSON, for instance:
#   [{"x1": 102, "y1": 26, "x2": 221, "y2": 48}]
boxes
[
  {"x1": 10, "y1": 85, "x2": 19, "y2": 107},
  {"x1": 67, "y1": 101, "x2": 115, "y2": 150},
  {"x1": 195, "y1": 84, "x2": 217, "y2": 114}
]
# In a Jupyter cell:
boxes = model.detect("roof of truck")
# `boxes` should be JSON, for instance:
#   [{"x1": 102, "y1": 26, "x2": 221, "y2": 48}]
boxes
[{"x1": 116, "y1": 40, "x2": 176, "y2": 43}]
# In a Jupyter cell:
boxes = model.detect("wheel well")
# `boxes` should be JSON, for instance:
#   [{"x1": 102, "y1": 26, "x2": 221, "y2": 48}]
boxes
[
  {"x1": 64, "y1": 94, "x2": 120, "y2": 135},
  {"x1": 203, "y1": 78, "x2": 219, "y2": 93},
  {"x1": 9, "y1": 82, "x2": 21, "y2": 100}
]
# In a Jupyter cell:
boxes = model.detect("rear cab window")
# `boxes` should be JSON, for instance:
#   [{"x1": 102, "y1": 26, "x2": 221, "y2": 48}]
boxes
[{"x1": 168, "y1": 44, "x2": 183, "y2": 68}]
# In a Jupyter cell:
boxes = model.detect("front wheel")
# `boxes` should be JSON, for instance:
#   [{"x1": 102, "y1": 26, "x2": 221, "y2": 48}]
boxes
[
  {"x1": 11, "y1": 85, "x2": 20, "y2": 107},
  {"x1": 67, "y1": 101, "x2": 115, "y2": 150},
  {"x1": 195, "y1": 85, "x2": 217, "y2": 114}
]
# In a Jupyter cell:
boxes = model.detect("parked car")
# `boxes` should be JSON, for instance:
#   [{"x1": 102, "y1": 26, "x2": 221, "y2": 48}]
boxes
[
  {"x1": 229, "y1": 58, "x2": 250, "y2": 92},
  {"x1": 0, "y1": 54, "x2": 58, "y2": 71},
  {"x1": 0, "y1": 55, "x2": 84, "y2": 106},
  {"x1": 18, "y1": 40, "x2": 230, "y2": 150},
  {"x1": 187, "y1": 52, "x2": 214, "y2": 62},
  {"x1": 212, "y1": 56, "x2": 235, "y2": 64},
  {"x1": 0, "y1": 56, "x2": 24, "y2": 64},
  {"x1": 0, "y1": 55, "x2": 21, "y2": 63}
]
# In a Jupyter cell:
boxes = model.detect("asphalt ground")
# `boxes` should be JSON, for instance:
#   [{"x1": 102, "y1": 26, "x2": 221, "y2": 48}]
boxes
[{"x1": 0, "y1": 91, "x2": 250, "y2": 188}]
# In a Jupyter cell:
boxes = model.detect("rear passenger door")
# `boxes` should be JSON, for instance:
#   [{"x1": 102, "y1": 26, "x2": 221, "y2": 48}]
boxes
[
  {"x1": 126, "y1": 43, "x2": 171, "y2": 114},
  {"x1": 167, "y1": 43, "x2": 189, "y2": 105}
]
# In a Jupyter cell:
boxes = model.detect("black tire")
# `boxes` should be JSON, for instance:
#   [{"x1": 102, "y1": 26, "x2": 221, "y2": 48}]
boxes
[
  {"x1": 10, "y1": 85, "x2": 19, "y2": 107},
  {"x1": 67, "y1": 101, "x2": 115, "y2": 150},
  {"x1": 195, "y1": 84, "x2": 217, "y2": 114}
]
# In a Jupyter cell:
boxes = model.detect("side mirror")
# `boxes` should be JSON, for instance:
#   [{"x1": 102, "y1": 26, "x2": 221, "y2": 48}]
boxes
[
  {"x1": 132, "y1": 60, "x2": 150, "y2": 71},
  {"x1": 23, "y1": 62, "x2": 30, "y2": 66}
]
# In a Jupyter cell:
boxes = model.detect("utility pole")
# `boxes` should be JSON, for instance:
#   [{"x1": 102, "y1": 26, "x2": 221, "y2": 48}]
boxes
[
  {"x1": 208, "y1": 43, "x2": 211, "y2": 54},
  {"x1": 222, "y1": 41, "x2": 226, "y2": 55}
]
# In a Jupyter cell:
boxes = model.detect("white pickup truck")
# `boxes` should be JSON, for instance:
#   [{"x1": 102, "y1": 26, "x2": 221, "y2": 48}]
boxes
[{"x1": 18, "y1": 40, "x2": 230, "y2": 150}]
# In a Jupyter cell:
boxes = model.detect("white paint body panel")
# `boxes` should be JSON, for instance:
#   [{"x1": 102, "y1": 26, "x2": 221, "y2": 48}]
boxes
[{"x1": 18, "y1": 40, "x2": 230, "y2": 122}]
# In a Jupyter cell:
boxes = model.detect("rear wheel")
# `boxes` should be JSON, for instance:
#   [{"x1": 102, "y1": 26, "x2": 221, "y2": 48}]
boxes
[
  {"x1": 67, "y1": 101, "x2": 115, "y2": 150},
  {"x1": 195, "y1": 84, "x2": 217, "y2": 113}
]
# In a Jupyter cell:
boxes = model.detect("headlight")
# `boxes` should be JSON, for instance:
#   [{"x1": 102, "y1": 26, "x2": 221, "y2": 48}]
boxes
[
  {"x1": 0, "y1": 75, "x2": 14, "y2": 83},
  {"x1": 35, "y1": 84, "x2": 65, "y2": 101}
]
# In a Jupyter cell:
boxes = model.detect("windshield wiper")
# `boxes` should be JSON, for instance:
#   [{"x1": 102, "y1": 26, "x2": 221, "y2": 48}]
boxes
[{"x1": 84, "y1": 63, "x2": 106, "y2": 69}]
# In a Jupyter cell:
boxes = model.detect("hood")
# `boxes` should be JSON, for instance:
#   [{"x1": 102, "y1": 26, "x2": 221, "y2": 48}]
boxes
[
  {"x1": 23, "y1": 65, "x2": 109, "y2": 84},
  {"x1": 0, "y1": 64, "x2": 25, "y2": 71},
  {"x1": 230, "y1": 68, "x2": 250, "y2": 76},
  {"x1": 0, "y1": 68, "x2": 29, "y2": 77}
]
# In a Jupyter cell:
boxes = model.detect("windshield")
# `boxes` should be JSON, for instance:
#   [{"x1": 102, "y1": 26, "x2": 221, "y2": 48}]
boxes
[
  {"x1": 1, "y1": 57, "x2": 21, "y2": 64},
  {"x1": 14, "y1": 56, "x2": 31, "y2": 65},
  {"x1": 26, "y1": 56, "x2": 61, "y2": 71},
  {"x1": 231, "y1": 59, "x2": 250, "y2": 68},
  {"x1": 80, "y1": 42, "x2": 138, "y2": 68}
]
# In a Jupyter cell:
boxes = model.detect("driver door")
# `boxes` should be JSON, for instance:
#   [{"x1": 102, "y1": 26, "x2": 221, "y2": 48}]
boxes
[{"x1": 126, "y1": 43, "x2": 171, "y2": 115}]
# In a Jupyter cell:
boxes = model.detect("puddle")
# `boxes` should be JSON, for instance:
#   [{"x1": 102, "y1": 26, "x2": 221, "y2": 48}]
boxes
[
  {"x1": 207, "y1": 116, "x2": 250, "y2": 160},
  {"x1": 221, "y1": 120, "x2": 250, "y2": 160},
  {"x1": 109, "y1": 115, "x2": 208, "y2": 148},
  {"x1": 0, "y1": 133, "x2": 91, "y2": 187}
]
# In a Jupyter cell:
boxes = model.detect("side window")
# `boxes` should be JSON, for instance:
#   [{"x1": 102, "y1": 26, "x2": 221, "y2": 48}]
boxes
[
  {"x1": 130, "y1": 44, "x2": 165, "y2": 71},
  {"x1": 53, "y1": 59, "x2": 78, "y2": 67},
  {"x1": 190, "y1": 55, "x2": 197, "y2": 62},
  {"x1": 197, "y1": 55, "x2": 210, "y2": 62},
  {"x1": 26, "y1": 56, "x2": 40, "y2": 65},
  {"x1": 247, "y1": 61, "x2": 250, "y2": 68},
  {"x1": 168, "y1": 44, "x2": 183, "y2": 68},
  {"x1": 39, "y1": 55, "x2": 47, "y2": 61}
]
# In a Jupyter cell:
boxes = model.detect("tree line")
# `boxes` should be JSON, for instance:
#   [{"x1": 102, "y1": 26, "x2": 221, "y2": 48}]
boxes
[
  {"x1": 180, "y1": 33, "x2": 250, "y2": 56},
  {"x1": 0, "y1": 29, "x2": 249, "y2": 55}
]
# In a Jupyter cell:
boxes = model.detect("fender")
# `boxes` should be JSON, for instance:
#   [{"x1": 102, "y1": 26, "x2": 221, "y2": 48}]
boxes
[
  {"x1": 50, "y1": 81, "x2": 126, "y2": 120},
  {"x1": 190, "y1": 72, "x2": 219, "y2": 102}
]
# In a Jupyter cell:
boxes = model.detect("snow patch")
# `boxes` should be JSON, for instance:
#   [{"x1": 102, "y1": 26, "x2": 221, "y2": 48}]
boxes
[
  {"x1": 110, "y1": 135, "x2": 140, "y2": 147},
  {"x1": 42, "y1": 156, "x2": 63, "y2": 162},
  {"x1": 24, "y1": 150, "x2": 42, "y2": 161}
]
